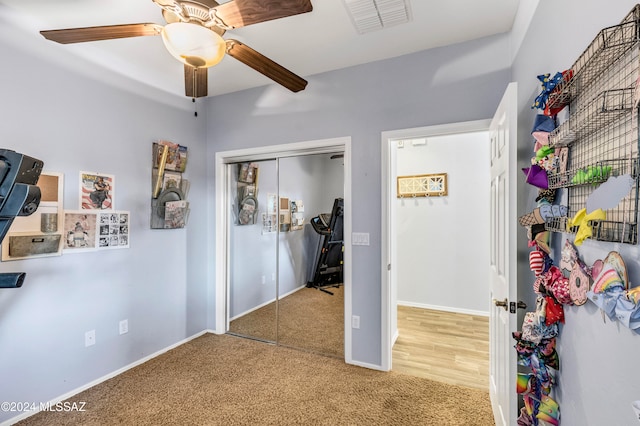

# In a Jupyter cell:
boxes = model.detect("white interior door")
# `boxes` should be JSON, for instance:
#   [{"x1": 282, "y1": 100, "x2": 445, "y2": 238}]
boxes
[{"x1": 489, "y1": 82, "x2": 518, "y2": 425}]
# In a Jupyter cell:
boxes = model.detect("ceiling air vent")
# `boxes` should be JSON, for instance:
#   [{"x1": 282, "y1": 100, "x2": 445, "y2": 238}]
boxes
[{"x1": 342, "y1": 0, "x2": 412, "y2": 34}]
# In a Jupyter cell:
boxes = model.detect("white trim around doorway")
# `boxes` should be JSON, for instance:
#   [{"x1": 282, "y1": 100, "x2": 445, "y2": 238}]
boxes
[
  {"x1": 214, "y1": 137, "x2": 353, "y2": 364},
  {"x1": 380, "y1": 119, "x2": 491, "y2": 371}
]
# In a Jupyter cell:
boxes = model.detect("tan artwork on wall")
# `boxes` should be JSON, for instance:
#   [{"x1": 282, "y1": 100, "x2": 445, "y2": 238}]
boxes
[{"x1": 397, "y1": 173, "x2": 448, "y2": 198}]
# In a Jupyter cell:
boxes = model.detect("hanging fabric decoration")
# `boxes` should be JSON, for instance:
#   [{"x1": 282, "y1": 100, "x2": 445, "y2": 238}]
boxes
[
  {"x1": 522, "y1": 164, "x2": 549, "y2": 189},
  {"x1": 566, "y1": 208, "x2": 607, "y2": 245}
]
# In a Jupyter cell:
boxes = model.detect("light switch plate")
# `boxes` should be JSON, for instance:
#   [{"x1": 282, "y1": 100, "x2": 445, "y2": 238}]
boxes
[{"x1": 352, "y1": 232, "x2": 370, "y2": 246}]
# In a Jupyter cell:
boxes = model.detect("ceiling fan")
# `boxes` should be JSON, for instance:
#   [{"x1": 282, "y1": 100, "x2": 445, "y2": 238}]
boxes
[{"x1": 40, "y1": 0, "x2": 312, "y2": 98}]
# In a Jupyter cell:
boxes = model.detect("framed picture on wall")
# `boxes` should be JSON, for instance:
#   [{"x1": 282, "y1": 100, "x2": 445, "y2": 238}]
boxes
[
  {"x1": 63, "y1": 211, "x2": 98, "y2": 253},
  {"x1": 97, "y1": 211, "x2": 130, "y2": 249},
  {"x1": 80, "y1": 172, "x2": 115, "y2": 210}
]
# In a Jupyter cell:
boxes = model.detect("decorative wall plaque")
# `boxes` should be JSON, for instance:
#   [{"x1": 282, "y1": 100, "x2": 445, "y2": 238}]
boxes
[{"x1": 397, "y1": 173, "x2": 448, "y2": 197}]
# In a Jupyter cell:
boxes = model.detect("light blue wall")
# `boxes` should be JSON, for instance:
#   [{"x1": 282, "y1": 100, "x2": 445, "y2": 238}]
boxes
[
  {"x1": 0, "y1": 18, "x2": 209, "y2": 424},
  {"x1": 512, "y1": 1, "x2": 640, "y2": 425},
  {"x1": 205, "y1": 33, "x2": 511, "y2": 365}
]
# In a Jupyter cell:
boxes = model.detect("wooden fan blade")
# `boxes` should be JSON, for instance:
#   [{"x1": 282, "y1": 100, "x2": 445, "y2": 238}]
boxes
[
  {"x1": 212, "y1": 0, "x2": 312, "y2": 29},
  {"x1": 226, "y1": 40, "x2": 307, "y2": 92},
  {"x1": 40, "y1": 23, "x2": 163, "y2": 44},
  {"x1": 185, "y1": 65, "x2": 208, "y2": 98}
]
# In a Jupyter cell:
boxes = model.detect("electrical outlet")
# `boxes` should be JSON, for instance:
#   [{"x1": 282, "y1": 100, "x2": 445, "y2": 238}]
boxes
[
  {"x1": 261, "y1": 275, "x2": 266, "y2": 285},
  {"x1": 119, "y1": 319, "x2": 129, "y2": 335},
  {"x1": 351, "y1": 315, "x2": 360, "y2": 329},
  {"x1": 85, "y1": 330, "x2": 95, "y2": 347}
]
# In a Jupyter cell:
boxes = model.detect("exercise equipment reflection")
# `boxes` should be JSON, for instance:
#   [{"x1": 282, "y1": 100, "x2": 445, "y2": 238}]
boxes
[
  {"x1": 0, "y1": 149, "x2": 44, "y2": 288},
  {"x1": 307, "y1": 198, "x2": 344, "y2": 295}
]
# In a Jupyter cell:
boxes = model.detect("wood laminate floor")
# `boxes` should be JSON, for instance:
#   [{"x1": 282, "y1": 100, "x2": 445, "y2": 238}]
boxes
[{"x1": 392, "y1": 306, "x2": 490, "y2": 390}]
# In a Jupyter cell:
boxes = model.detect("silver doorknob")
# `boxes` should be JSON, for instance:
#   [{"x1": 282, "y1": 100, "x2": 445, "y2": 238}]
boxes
[{"x1": 493, "y1": 298, "x2": 508, "y2": 311}]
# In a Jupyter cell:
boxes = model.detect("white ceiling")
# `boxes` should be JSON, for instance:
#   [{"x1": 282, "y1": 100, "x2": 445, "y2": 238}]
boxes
[{"x1": 0, "y1": 0, "x2": 520, "y2": 99}]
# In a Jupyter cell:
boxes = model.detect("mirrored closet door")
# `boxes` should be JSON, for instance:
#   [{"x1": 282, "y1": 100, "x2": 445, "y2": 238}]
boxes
[
  {"x1": 227, "y1": 153, "x2": 345, "y2": 357},
  {"x1": 227, "y1": 159, "x2": 278, "y2": 342}
]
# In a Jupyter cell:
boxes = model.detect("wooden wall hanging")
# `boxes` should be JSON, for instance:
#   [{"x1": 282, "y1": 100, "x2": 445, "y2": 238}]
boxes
[{"x1": 397, "y1": 173, "x2": 448, "y2": 197}]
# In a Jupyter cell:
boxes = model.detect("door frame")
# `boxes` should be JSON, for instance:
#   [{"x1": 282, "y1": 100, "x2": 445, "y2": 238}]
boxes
[
  {"x1": 380, "y1": 119, "x2": 491, "y2": 371},
  {"x1": 214, "y1": 136, "x2": 354, "y2": 363}
]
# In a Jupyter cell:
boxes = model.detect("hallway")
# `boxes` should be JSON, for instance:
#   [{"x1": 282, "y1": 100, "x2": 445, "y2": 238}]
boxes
[{"x1": 392, "y1": 306, "x2": 489, "y2": 390}]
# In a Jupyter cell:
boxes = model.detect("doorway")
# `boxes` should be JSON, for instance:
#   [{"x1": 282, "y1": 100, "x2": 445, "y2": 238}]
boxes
[
  {"x1": 380, "y1": 120, "x2": 491, "y2": 372},
  {"x1": 214, "y1": 137, "x2": 354, "y2": 362}
]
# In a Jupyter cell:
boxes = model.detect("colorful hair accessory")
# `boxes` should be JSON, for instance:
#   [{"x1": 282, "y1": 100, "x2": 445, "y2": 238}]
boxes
[
  {"x1": 517, "y1": 407, "x2": 534, "y2": 426},
  {"x1": 532, "y1": 73, "x2": 564, "y2": 111},
  {"x1": 522, "y1": 164, "x2": 549, "y2": 189},
  {"x1": 517, "y1": 373, "x2": 535, "y2": 394},
  {"x1": 590, "y1": 259, "x2": 604, "y2": 280},
  {"x1": 536, "y1": 146, "x2": 555, "y2": 161},
  {"x1": 604, "y1": 252, "x2": 628, "y2": 289},
  {"x1": 539, "y1": 204, "x2": 568, "y2": 220},
  {"x1": 566, "y1": 208, "x2": 607, "y2": 246},
  {"x1": 523, "y1": 394, "x2": 536, "y2": 416},
  {"x1": 614, "y1": 297, "x2": 640, "y2": 330},
  {"x1": 532, "y1": 114, "x2": 556, "y2": 133},
  {"x1": 545, "y1": 296, "x2": 565, "y2": 325},
  {"x1": 592, "y1": 264, "x2": 624, "y2": 294},
  {"x1": 528, "y1": 223, "x2": 551, "y2": 254},
  {"x1": 533, "y1": 275, "x2": 546, "y2": 294},
  {"x1": 587, "y1": 287, "x2": 625, "y2": 321},
  {"x1": 536, "y1": 189, "x2": 557, "y2": 204},
  {"x1": 544, "y1": 266, "x2": 572, "y2": 305},
  {"x1": 531, "y1": 114, "x2": 556, "y2": 146},
  {"x1": 536, "y1": 395, "x2": 560, "y2": 426},
  {"x1": 539, "y1": 347, "x2": 560, "y2": 371},
  {"x1": 530, "y1": 250, "x2": 545, "y2": 276},
  {"x1": 559, "y1": 239, "x2": 578, "y2": 278},
  {"x1": 626, "y1": 286, "x2": 640, "y2": 304},
  {"x1": 569, "y1": 264, "x2": 590, "y2": 306},
  {"x1": 532, "y1": 70, "x2": 574, "y2": 116},
  {"x1": 519, "y1": 205, "x2": 568, "y2": 227}
]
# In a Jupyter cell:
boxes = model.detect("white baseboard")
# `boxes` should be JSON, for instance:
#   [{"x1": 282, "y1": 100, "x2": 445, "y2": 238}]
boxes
[
  {"x1": 1, "y1": 330, "x2": 210, "y2": 426},
  {"x1": 397, "y1": 301, "x2": 489, "y2": 317},
  {"x1": 348, "y1": 359, "x2": 386, "y2": 371}
]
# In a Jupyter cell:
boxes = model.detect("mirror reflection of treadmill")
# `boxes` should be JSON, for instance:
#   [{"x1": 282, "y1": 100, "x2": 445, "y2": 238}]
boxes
[{"x1": 307, "y1": 198, "x2": 344, "y2": 295}]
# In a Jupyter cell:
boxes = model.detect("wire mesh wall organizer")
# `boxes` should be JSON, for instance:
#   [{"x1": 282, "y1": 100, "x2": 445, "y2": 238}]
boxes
[{"x1": 545, "y1": 5, "x2": 640, "y2": 245}]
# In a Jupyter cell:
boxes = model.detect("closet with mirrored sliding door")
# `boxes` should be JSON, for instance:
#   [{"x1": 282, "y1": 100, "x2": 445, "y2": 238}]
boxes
[{"x1": 226, "y1": 152, "x2": 345, "y2": 358}]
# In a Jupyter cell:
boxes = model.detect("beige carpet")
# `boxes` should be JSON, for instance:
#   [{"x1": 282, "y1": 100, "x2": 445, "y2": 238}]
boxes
[
  {"x1": 229, "y1": 286, "x2": 344, "y2": 357},
  {"x1": 18, "y1": 333, "x2": 495, "y2": 426}
]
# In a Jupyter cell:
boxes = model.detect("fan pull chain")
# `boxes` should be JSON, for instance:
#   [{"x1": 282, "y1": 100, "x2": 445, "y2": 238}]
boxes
[{"x1": 192, "y1": 68, "x2": 198, "y2": 117}]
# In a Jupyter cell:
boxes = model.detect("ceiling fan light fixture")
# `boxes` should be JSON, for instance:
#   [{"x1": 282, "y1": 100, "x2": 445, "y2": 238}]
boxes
[{"x1": 161, "y1": 22, "x2": 226, "y2": 68}]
